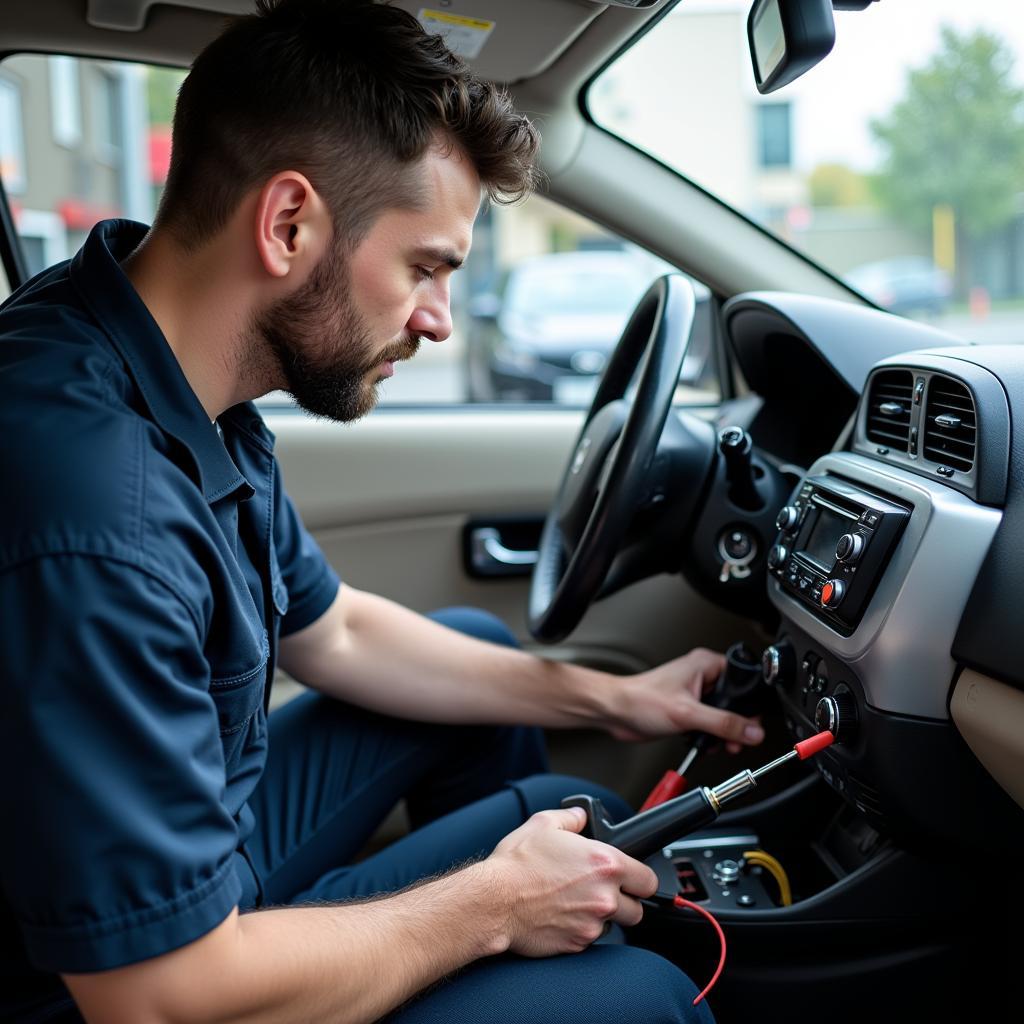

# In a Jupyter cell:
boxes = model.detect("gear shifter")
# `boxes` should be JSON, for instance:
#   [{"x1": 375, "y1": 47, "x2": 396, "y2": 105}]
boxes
[{"x1": 718, "y1": 425, "x2": 763, "y2": 511}]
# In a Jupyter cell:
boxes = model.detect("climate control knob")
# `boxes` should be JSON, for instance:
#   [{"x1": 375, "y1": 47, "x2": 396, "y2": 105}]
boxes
[
  {"x1": 820, "y1": 579, "x2": 846, "y2": 609},
  {"x1": 815, "y1": 692, "x2": 857, "y2": 743},
  {"x1": 775, "y1": 505, "x2": 800, "y2": 532},
  {"x1": 762, "y1": 641, "x2": 796, "y2": 686},
  {"x1": 767, "y1": 544, "x2": 788, "y2": 570},
  {"x1": 835, "y1": 533, "x2": 865, "y2": 564}
]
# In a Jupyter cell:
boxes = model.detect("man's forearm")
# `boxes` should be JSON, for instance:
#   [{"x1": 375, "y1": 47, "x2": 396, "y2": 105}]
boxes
[
  {"x1": 65, "y1": 862, "x2": 507, "y2": 1024},
  {"x1": 279, "y1": 586, "x2": 619, "y2": 730}
]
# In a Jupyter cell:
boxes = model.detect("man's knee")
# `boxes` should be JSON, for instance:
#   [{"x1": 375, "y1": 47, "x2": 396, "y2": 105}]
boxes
[
  {"x1": 508, "y1": 772, "x2": 634, "y2": 824},
  {"x1": 385, "y1": 945, "x2": 713, "y2": 1024},
  {"x1": 568, "y1": 946, "x2": 713, "y2": 1024}
]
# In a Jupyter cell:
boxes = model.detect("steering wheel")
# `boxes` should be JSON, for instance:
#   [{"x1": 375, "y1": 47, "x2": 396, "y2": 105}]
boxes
[{"x1": 528, "y1": 274, "x2": 697, "y2": 643}]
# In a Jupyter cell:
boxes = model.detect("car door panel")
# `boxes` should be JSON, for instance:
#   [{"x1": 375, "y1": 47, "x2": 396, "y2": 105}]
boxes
[{"x1": 267, "y1": 408, "x2": 757, "y2": 670}]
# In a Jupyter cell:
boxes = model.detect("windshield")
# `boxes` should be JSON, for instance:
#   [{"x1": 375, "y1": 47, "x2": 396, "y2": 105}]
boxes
[{"x1": 590, "y1": 0, "x2": 1024, "y2": 344}]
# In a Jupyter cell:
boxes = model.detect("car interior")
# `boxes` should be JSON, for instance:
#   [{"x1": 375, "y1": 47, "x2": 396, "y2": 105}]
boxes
[{"x1": 3, "y1": 0, "x2": 1023, "y2": 1020}]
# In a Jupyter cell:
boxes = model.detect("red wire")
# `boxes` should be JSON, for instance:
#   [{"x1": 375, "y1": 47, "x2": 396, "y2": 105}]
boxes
[{"x1": 673, "y1": 895, "x2": 727, "y2": 1006}]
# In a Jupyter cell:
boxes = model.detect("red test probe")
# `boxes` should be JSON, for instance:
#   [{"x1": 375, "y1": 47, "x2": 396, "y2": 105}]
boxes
[
  {"x1": 564, "y1": 730, "x2": 837, "y2": 1011},
  {"x1": 671, "y1": 731, "x2": 836, "y2": 1007},
  {"x1": 640, "y1": 642, "x2": 767, "y2": 811},
  {"x1": 640, "y1": 746, "x2": 700, "y2": 811},
  {"x1": 563, "y1": 730, "x2": 836, "y2": 863}
]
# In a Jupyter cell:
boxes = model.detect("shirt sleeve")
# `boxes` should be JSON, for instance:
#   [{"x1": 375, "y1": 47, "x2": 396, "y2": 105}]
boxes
[
  {"x1": 0, "y1": 553, "x2": 242, "y2": 973},
  {"x1": 272, "y1": 466, "x2": 341, "y2": 636}
]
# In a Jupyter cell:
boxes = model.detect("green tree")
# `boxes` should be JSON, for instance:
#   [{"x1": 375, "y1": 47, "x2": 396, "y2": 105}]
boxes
[
  {"x1": 146, "y1": 66, "x2": 186, "y2": 125},
  {"x1": 808, "y1": 163, "x2": 873, "y2": 208},
  {"x1": 871, "y1": 27, "x2": 1024, "y2": 246}
]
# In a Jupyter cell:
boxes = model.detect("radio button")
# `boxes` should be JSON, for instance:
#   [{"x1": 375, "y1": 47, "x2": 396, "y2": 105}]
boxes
[
  {"x1": 775, "y1": 505, "x2": 800, "y2": 531},
  {"x1": 767, "y1": 544, "x2": 788, "y2": 570},
  {"x1": 835, "y1": 533, "x2": 865, "y2": 564},
  {"x1": 821, "y1": 579, "x2": 846, "y2": 609}
]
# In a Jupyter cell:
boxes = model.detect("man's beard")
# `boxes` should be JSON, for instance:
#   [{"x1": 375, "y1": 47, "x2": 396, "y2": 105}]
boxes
[{"x1": 253, "y1": 245, "x2": 420, "y2": 422}]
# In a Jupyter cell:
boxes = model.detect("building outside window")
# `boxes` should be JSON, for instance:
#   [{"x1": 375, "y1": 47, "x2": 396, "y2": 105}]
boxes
[
  {"x1": 757, "y1": 101, "x2": 792, "y2": 169},
  {"x1": 0, "y1": 77, "x2": 27, "y2": 194},
  {"x1": 93, "y1": 66, "x2": 124, "y2": 164},
  {"x1": 49, "y1": 56, "x2": 82, "y2": 148}
]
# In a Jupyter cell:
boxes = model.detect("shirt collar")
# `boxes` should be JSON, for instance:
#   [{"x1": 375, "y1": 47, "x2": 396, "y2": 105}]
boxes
[{"x1": 69, "y1": 219, "x2": 254, "y2": 504}]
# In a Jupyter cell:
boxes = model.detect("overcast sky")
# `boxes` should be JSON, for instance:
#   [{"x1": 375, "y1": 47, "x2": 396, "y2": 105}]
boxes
[{"x1": 683, "y1": 0, "x2": 1024, "y2": 172}]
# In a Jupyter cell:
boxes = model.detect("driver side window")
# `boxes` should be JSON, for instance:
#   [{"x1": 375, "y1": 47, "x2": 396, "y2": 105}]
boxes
[{"x1": 0, "y1": 53, "x2": 721, "y2": 411}]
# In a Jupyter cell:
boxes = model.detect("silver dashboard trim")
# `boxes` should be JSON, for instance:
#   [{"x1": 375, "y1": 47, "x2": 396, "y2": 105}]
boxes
[{"x1": 769, "y1": 452, "x2": 1002, "y2": 720}]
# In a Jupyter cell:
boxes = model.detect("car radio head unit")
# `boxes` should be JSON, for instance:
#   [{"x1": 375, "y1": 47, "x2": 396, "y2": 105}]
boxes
[{"x1": 769, "y1": 475, "x2": 910, "y2": 633}]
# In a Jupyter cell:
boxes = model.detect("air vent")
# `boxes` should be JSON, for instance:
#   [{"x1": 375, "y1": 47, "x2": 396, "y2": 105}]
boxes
[
  {"x1": 865, "y1": 369, "x2": 913, "y2": 451},
  {"x1": 923, "y1": 376, "x2": 976, "y2": 474}
]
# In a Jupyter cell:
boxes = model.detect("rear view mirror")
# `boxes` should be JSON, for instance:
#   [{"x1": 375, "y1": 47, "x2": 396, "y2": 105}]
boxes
[{"x1": 747, "y1": 0, "x2": 835, "y2": 94}]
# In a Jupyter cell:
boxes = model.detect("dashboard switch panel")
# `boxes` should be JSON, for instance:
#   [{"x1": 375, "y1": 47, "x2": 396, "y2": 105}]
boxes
[{"x1": 771, "y1": 474, "x2": 910, "y2": 634}]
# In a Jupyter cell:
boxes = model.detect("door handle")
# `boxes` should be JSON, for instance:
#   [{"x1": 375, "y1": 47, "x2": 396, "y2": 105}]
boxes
[{"x1": 470, "y1": 527, "x2": 539, "y2": 570}]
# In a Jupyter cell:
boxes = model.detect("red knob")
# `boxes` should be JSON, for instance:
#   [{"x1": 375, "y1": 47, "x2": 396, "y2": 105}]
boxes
[{"x1": 821, "y1": 579, "x2": 846, "y2": 608}]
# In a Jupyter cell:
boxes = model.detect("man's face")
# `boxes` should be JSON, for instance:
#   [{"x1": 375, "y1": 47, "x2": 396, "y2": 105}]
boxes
[{"x1": 256, "y1": 146, "x2": 480, "y2": 422}]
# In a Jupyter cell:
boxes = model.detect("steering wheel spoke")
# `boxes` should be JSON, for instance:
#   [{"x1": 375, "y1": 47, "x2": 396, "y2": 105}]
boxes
[
  {"x1": 556, "y1": 399, "x2": 627, "y2": 546},
  {"x1": 529, "y1": 275, "x2": 708, "y2": 643}
]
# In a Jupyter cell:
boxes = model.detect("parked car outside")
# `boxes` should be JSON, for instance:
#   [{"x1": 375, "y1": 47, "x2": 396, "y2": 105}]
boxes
[
  {"x1": 465, "y1": 248, "x2": 712, "y2": 403},
  {"x1": 845, "y1": 256, "x2": 953, "y2": 316}
]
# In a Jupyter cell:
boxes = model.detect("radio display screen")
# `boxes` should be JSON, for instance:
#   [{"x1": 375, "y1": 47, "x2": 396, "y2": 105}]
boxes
[{"x1": 801, "y1": 506, "x2": 850, "y2": 569}]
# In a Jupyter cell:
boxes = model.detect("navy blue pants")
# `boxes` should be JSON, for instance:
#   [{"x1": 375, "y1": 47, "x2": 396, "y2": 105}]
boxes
[{"x1": 246, "y1": 608, "x2": 714, "y2": 1023}]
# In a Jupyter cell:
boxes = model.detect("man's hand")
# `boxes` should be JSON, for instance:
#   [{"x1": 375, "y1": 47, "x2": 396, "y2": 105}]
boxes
[
  {"x1": 606, "y1": 647, "x2": 764, "y2": 752},
  {"x1": 485, "y1": 806, "x2": 658, "y2": 957}
]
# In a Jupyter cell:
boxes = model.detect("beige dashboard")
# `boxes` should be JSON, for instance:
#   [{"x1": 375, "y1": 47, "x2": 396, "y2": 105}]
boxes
[{"x1": 951, "y1": 669, "x2": 1024, "y2": 811}]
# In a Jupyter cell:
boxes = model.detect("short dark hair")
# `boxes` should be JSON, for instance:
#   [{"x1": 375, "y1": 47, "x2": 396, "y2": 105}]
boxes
[{"x1": 157, "y1": 0, "x2": 540, "y2": 250}]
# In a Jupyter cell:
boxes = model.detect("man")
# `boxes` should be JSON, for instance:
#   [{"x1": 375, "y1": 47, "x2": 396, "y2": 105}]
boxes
[{"x1": 0, "y1": 1, "x2": 764, "y2": 1021}]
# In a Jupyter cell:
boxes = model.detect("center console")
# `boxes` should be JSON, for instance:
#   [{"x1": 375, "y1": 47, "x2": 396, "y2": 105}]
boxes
[
  {"x1": 759, "y1": 451, "x2": 1010, "y2": 842},
  {"x1": 633, "y1": 447, "x2": 1021, "y2": 1019}
]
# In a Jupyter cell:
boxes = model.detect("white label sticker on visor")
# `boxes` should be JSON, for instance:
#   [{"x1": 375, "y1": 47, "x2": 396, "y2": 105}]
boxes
[{"x1": 418, "y1": 9, "x2": 495, "y2": 59}]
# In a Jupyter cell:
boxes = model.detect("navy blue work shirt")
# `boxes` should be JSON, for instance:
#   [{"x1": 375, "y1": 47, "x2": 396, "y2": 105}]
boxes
[{"x1": 0, "y1": 219, "x2": 340, "y2": 1017}]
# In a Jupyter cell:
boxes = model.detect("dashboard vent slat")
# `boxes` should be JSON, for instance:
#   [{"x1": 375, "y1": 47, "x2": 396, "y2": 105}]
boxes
[
  {"x1": 865, "y1": 370, "x2": 913, "y2": 451},
  {"x1": 923, "y1": 376, "x2": 976, "y2": 474}
]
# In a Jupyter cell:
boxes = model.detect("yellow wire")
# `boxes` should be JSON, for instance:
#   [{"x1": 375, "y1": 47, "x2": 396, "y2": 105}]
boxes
[{"x1": 742, "y1": 849, "x2": 792, "y2": 906}]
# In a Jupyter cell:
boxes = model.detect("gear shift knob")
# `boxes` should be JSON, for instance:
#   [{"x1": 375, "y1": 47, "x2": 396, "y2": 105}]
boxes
[{"x1": 718, "y1": 426, "x2": 762, "y2": 511}]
